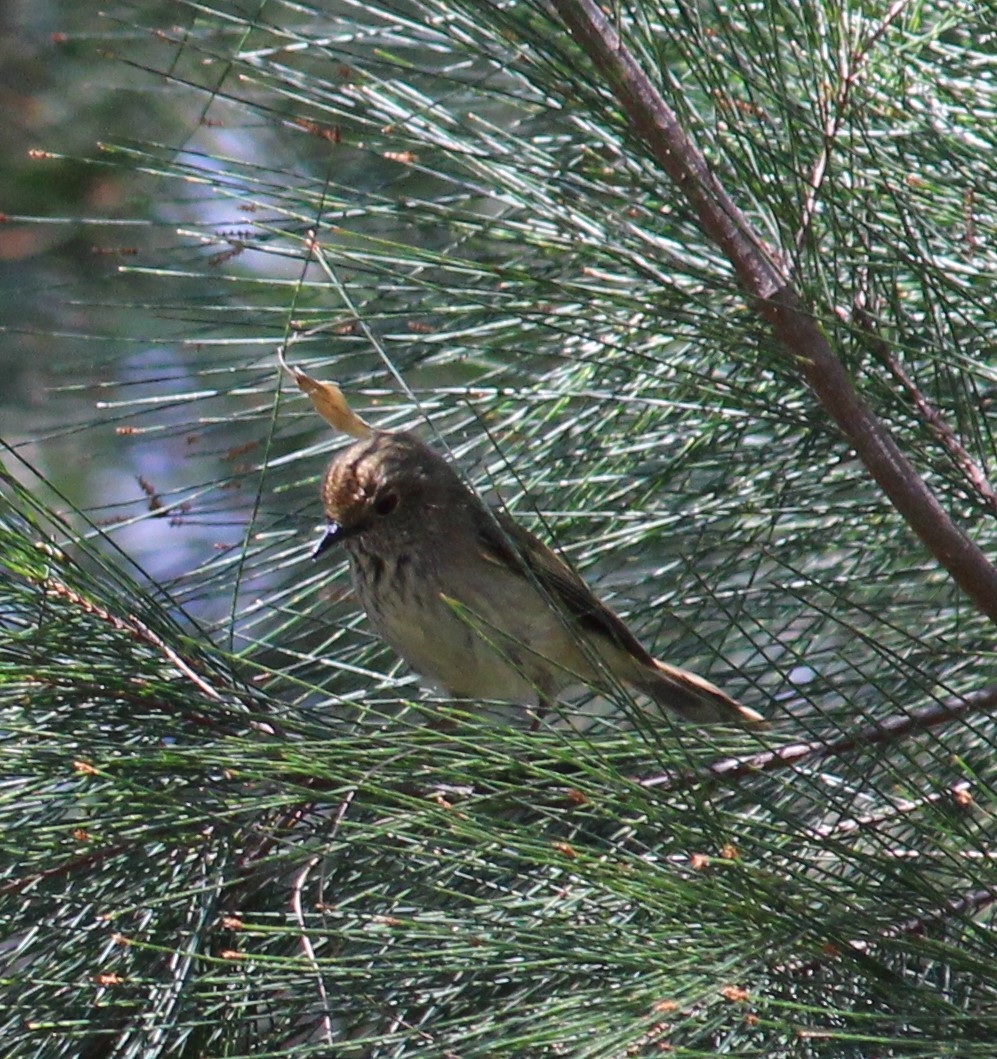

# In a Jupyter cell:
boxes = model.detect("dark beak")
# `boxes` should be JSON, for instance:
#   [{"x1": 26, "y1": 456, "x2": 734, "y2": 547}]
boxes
[{"x1": 311, "y1": 521, "x2": 347, "y2": 559}]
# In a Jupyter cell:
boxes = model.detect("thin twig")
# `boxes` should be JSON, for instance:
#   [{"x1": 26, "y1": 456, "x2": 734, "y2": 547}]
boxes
[
  {"x1": 287, "y1": 785, "x2": 357, "y2": 1046},
  {"x1": 870, "y1": 886, "x2": 997, "y2": 947},
  {"x1": 854, "y1": 306, "x2": 997, "y2": 517},
  {"x1": 42, "y1": 577, "x2": 285, "y2": 736},
  {"x1": 44, "y1": 579, "x2": 223, "y2": 701},
  {"x1": 292, "y1": 855, "x2": 334, "y2": 1046},
  {"x1": 811, "y1": 781, "x2": 972, "y2": 839},
  {"x1": 795, "y1": 0, "x2": 914, "y2": 251},
  {"x1": 637, "y1": 684, "x2": 997, "y2": 790},
  {"x1": 551, "y1": 0, "x2": 997, "y2": 625},
  {"x1": 772, "y1": 885, "x2": 996, "y2": 976}
]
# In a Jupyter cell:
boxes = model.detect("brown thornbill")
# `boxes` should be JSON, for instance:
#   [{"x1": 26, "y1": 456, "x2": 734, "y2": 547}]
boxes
[{"x1": 310, "y1": 410, "x2": 762, "y2": 728}]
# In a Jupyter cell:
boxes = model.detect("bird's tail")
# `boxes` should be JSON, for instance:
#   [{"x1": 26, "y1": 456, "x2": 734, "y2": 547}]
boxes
[{"x1": 631, "y1": 659, "x2": 765, "y2": 726}]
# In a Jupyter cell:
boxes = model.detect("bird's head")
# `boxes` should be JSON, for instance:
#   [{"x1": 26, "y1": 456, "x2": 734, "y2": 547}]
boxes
[{"x1": 315, "y1": 430, "x2": 464, "y2": 556}]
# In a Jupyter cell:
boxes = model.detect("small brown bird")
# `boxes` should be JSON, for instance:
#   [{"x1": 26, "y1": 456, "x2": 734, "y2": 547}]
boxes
[{"x1": 314, "y1": 429, "x2": 762, "y2": 727}]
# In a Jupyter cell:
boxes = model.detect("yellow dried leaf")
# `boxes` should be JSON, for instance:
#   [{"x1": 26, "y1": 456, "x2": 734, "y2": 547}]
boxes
[{"x1": 278, "y1": 348, "x2": 373, "y2": 438}]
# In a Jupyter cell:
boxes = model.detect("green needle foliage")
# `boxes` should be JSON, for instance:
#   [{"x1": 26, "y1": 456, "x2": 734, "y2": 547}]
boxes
[{"x1": 2, "y1": 1, "x2": 996, "y2": 1055}]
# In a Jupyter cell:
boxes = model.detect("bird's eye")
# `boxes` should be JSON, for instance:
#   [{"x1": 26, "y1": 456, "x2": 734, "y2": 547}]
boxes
[{"x1": 373, "y1": 492, "x2": 399, "y2": 517}]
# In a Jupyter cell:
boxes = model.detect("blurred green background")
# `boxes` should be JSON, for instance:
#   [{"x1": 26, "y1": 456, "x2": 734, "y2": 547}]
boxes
[{"x1": 2, "y1": 1, "x2": 239, "y2": 586}]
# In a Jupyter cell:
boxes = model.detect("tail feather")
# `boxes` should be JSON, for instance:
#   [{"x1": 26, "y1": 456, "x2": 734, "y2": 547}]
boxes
[{"x1": 633, "y1": 659, "x2": 765, "y2": 727}]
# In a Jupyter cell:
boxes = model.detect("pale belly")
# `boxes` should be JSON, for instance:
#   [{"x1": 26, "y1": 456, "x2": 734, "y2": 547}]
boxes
[{"x1": 353, "y1": 553, "x2": 596, "y2": 703}]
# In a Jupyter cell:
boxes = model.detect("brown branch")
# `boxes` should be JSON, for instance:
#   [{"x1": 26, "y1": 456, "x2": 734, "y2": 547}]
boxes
[
  {"x1": 638, "y1": 684, "x2": 997, "y2": 791},
  {"x1": 551, "y1": 0, "x2": 997, "y2": 625},
  {"x1": 886, "y1": 355, "x2": 997, "y2": 514}
]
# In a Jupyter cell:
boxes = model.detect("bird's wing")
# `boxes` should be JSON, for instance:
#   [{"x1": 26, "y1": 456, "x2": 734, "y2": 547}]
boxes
[{"x1": 474, "y1": 506, "x2": 656, "y2": 666}]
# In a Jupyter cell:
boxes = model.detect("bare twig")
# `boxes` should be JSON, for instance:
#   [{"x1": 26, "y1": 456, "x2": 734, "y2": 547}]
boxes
[
  {"x1": 773, "y1": 885, "x2": 996, "y2": 976},
  {"x1": 42, "y1": 577, "x2": 284, "y2": 736},
  {"x1": 551, "y1": 0, "x2": 997, "y2": 624},
  {"x1": 811, "y1": 781, "x2": 972, "y2": 839},
  {"x1": 854, "y1": 307, "x2": 997, "y2": 517},
  {"x1": 45, "y1": 579, "x2": 224, "y2": 701},
  {"x1": 288, "y1": 783, "x2": 357, "y2": 1047},
  {"x1": 868, "y1": 886, "x2": 997, "y2": 947},
  {"x1": 292, "y1": 855, "x2": 334, "y2": 1046},
  {"x1": 638, "y1": 684, "x2": 997, "y2": 790},
  {"x1": 795, "y1": 0, "x2": 914, "y2": 251}
]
